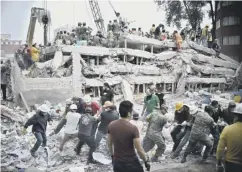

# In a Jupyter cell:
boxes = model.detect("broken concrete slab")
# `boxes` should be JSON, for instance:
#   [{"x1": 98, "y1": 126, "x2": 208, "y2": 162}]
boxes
[
  {"x1": 191, "y1": 64, "x2": 235, "y2": 75},
  {"x1": 69, "y1": 167, "x2": 85, "y2": 172},
  {"x1": 186, "y1": 77, "x2": 226, "y2": 84},
  {"x1": 51, "y1": 51, "x2": 63, "y2": 71},
  {"x1": 0, "y1": 105, "x2": 26, "y2": 123}
]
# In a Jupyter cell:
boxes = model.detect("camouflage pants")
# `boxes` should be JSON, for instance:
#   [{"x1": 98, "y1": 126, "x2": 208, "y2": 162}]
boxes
[{"x1": 143, "y1": 133, "x2": 166, "y2": 157}]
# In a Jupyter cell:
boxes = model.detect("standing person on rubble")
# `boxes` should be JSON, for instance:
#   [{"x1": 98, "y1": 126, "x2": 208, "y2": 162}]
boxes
[
  {"x1": 170, "y1": 102, "x2": 190, "y2": 152},
  {"x1": 30, "y1": 43, "x2": 40, "y2": 62},
  {"x1": 100, "y1": 83, "x2": 114, "y2": 106},
  {"x1": 143, "y1": 105, "x2": 168, "y2": 162},
  {"x1": 196, "y1": 26, "x2": 202, "y2": 44},
  {"x1": 95, "y1": 101, "x2": 119, "y2": 149},
  {"x1": 138, "y1": 28, "x2": 143, "y2": 37},
  {"x1": 113, "y1": 19, "x2": 121, "y2": 47},
  {"x1": 59, "y1": 104, "x2": 81, "y2": 151},
  {"x1": 22, "y1": 104, "x2": 52, "y2": 157},
  {"x1": 154, "y1": 24, "x2": 164, "y2": 40},
  {"x1": 181, "y1": 106, "x2": 214, "y2": 163},
  {"x1": 72, "y1": 96, "x2": 86, "y2": 114},
  {"x1": 150, "y1": 24, "x2": 156, "y2": 38},
  {"x1": 115, "y1": 12, "x2": 125, "y2": 29},
  {"x1": 83, "y1": 95, "x2": 100, "y2": 116},
  {"x1": 80, "y1": 23, "x2": 88, "y2": 41},
  {"x1": 1, "y1": 60, "x2": 9, "y2": 103},
  {"x1": 141, "y1": 86, "x2": 160, "y2": 119},
  {"x1": 201, "y1": 25, "x2": 209, "y2": 47},
  {"x1": 108, "y1": 100, "x2": 151, "y2": 172},
  {"x1": 216, "y1": 104, "x2": 242, "y2": 172},
  {"x1": 160, "y1": 30, "x2": 167, "y2": 41},
  {"x1": 173, "y1": 30, "x2": 183, "y2": 51},
  {"x1": 75, "y1": 106, "x2": 99, "y2": 164},
  {"x1": 107, "y1": 21, "x2": 113, "y2": 32},
  {"x1": 211, "y1": 39, "x2": 221, "y2": 57}
]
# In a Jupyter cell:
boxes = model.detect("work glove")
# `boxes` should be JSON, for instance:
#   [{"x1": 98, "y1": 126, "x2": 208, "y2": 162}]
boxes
[
  {"x1": 144, "y1": 160, "x2": 151, "y2": 171},
  {"x1": 22, "y1": 128, "x2": 27, "y2": 135},
  {"x1": 216, "y1": 164, "x2": 224, "y2": 172}
]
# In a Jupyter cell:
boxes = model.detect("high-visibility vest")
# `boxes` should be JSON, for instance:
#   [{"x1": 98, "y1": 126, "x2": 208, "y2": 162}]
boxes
[{"x1": 202, "y1": 28, "x2": 208, "y2": 36}]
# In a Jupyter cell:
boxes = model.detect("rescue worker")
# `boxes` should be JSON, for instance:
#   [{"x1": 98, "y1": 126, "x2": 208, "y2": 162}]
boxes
[
  {"x1": 80, "y1": 22, "x2": 88, "y2": 41},
  {"x1": 112, "y1": 20, "x2": 120, "y2": 47},
  {"x1": 170, "y1": 102, "x2": 190, "y2": 152},
  {"x1": 207, "y1": 30, "x2": 213, "y2": 48},
  {"x1": 75, "y1": 106, "x2": 99, "y2": 164},
  {"x1": 196, "y1": 26, "x2": 202, "y2": 44},
  {"x1": 156, "y1": 91, "x2": 165, "y2": 109},
  {"x1": 150, "y1": 24, "x2": 156, "y2": 38},
  {"x1": 130, "y1": 112, "x2": 144, "y2": 135},
  {"x1": 171, "y1": 106, "x2": 198, "y2": 159},
  {"x1": 107, "y1": 30, "x2": 114, "y2": 48},
  {"x1": 70, "y1": 29, "x2": 76, "y2": 45},
  {"x1": 83, "y1": 95, "x2": 100, "y2": 116},
  {"x1": 115, "y1": 12, "x2": 125, "y2": 28},
  {"x1": 181, "y1": 107, "x2": 214, "y2": 163},
  {"x1": 62, "y1": 31, "x2": 67, "y2": 44},
  {"x1": 100, "y1": 83, "x2": 114, "y2": 106},
  {"x1": 216, "y1": 103, "x2": 242, "y2": 172},
  {"x1": 221, "y1": 102, "x2": 236, "y2": 125},
  {"x1": 141, "y1": 86, "x2": 160, "y2": 119},
  {"x1": 76, "y1": 22, "x2": 82, "y2": 40},
  {"x1": 1, "y1": 60, "x2": 9, "y2": 102},
  {"x1": 30, "y1": 43, "x2": 40, "y2": 62},
  {"x1": 160, "y1": 30, "x2": 167, "y2": 41},
  {"x1": 23, "y1": 104, "x2": 51, "y2": 157},
  {"x1": 154, "y1": 24, "x2": 164, "y2": 40},
  {"x1": 138, "y1": 27, "x2": 143, "y2": 36},
  {"x1": 201, "y1": 25, "x2": 209, "y2": 47},
  {"x1": 173, "y1": 30, "x2": 183, "y2": 51},
  {"x1": 107, "y1": 100, "x2": 151, "y2": 172},
  {"x1": 211, "y1": 39, "x2": 221, "y2": 56},
  {"x1": 143, "y1": 105, "x2": 168, "y2": 162},
  {"x1": 107, "y1": 20, "x2": 113, "y2": 32},
  {"x1": 72, "y1": 96, "x2": 86, "y2": 114},
  {"x1": 59, "y1": 104, "x2": 81, "y2": 151},
  {"x1": 95, "y1": 101, "x2": 119, "y2": 149}
]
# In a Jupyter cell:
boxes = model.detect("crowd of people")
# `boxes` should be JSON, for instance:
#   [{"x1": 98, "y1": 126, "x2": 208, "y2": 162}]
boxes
[{"x1": 21, "y1": 82, "x2": 242, "y2": 172}]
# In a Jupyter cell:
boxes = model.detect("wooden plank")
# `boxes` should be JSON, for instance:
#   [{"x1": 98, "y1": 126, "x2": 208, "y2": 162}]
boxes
[{"x1": 19, "y1": 92, "x2": 31, "y2": 113}]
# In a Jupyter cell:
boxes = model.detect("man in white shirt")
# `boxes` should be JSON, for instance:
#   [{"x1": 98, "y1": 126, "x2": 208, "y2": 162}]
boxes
[{"x1": 59, "y1": 104, "x2": 81, "y2": 151}]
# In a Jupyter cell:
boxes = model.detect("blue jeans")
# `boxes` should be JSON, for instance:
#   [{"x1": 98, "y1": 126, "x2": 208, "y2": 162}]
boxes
[{"x1": 31, "y1": 132, "x2": 47, "y2": 153}]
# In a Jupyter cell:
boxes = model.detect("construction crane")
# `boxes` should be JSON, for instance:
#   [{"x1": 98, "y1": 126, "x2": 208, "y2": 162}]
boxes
[
  {"x1": 26, "y1": 7, "x2": 50, "y2": 47},
  {"x1": 88, "y1": 0, "x2": 106, "y2": 36}
]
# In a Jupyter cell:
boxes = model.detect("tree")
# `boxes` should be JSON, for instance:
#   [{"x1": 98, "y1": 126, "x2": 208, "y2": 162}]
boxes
[
  {"x1": 207, "y1": 0, "x2": 217, "y2": 40},
  {"x1": 156, "y1": 1, "x2": 206, "y2": 30}
]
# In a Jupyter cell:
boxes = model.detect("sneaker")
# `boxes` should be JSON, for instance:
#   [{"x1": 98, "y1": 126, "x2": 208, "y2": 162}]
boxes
[{"x1": 181, "y1": 156, "x2": 186, "y2": 163}]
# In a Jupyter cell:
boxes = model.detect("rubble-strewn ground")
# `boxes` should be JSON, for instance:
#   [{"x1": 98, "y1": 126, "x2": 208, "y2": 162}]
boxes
[{"x1": 1, "y1": 90, "x2": 233, "y2": 172}]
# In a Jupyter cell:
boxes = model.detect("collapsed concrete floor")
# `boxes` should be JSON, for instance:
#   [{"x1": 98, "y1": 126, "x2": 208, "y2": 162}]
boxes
[{"x1": 1, "y1": 89, "x2": 234, "y2": 172}]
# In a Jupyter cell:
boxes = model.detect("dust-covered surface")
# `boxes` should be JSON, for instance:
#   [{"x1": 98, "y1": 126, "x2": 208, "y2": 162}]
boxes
[{"x1": 1, "y1": 89, "x2": 234, "y2": 172}]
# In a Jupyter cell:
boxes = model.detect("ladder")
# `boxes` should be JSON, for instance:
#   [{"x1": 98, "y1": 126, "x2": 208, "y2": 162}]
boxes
[{"x1": 89, "y1": 0, "x2": 106, "y2": 36}]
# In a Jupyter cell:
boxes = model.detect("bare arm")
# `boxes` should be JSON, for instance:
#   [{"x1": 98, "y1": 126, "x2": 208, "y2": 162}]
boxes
[
  {"x1": 107, "y1": 134, "x2": 113, "y2": 156},
  {"x1": 133, "y1": 138, "x2": 147, "y2": 162}
]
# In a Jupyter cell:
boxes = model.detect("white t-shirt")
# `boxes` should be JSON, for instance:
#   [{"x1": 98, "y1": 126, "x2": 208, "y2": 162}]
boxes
[
  {"x1": 65, "y1": 112, "x2": 81, "y2": 134},
  {"x1": 130, "y1": 120, "x2": 144, "y2": 134}
]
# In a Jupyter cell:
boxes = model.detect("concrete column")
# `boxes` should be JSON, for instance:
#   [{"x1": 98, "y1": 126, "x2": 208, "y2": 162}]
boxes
[
  {"x1": 210, "y1": 83, "x2": 213, "y2": 93},
  {"x1": 98, "y1": 87, "x2": 101, "y2": 97},
  {"x1": 188, "y1": 83, "x2": 191, "y2": 91},
  {"x1": 97, "y1": 56, "x2": 99, "y2": 66},
  {"x1": 137, "y1": 84, "x2": 140, "y2": 94},
  {"x1": 136, "y1": 57, "x2": 139, "y2": 65},
  {"x1": 143, "y1": 84, "x2": 146, "y2": 94},
  {"x1": 124, "y1": 39, "x2": 127, "y2": 48},
  {"x1": 72, "y1": 52, "x2": 83, "y2": 97},
  {"x1": 151, "y1": 45, "x2": 153, "y2": 54},
  {"x1": 163, "y1": 83, "x2": 166, "y2": 92},
  {"x1": 172, "y1": 83, "x2": 174, "y2": 94},
  {"x1": 218, "y1": 83, "x2": 221, "y2": 90},
  {"x1": 195, "y1": 84, "x2": 198, "y2": 91},
  {"x1": 141, "y1": 58, "x2": 143, "y2": 64}
]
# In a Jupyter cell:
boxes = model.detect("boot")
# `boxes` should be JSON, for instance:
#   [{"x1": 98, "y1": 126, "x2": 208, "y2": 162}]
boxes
[
  {"x1": 151, "y1": 156, "x2": 159, "y2": 162},
  {"x1": 171, "y1": 152, "x2": 179, "y2": 159},
  {"x1": 181, "y1": 156, "x2": 187, "y2": 163},
  {"x1": 30, "y1": 151, "x2": 37, "y2": 158}
]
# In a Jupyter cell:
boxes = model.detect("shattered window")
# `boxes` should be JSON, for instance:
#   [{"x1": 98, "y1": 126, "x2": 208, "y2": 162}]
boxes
[
  {"x1": 217, "y1": 2, "x2": 221, "y2": 11},
  {"x1": 223, "y1": 16, "x2": 240, "y2": 26},
  {"x1": 216, "y1": 20, "x2": 220, "y2": 29},
  {"x1": 222, "y1": 1, "x2": 233, "y2": 7},
  {"x1": 223, "y1": 36, "x2": 240, "y2": 45}
]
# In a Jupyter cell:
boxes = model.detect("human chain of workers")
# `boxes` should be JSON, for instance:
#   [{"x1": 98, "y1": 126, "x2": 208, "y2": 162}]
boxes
[{"x1": 21, "y1": 83, "x2": 242, "y2": 172}]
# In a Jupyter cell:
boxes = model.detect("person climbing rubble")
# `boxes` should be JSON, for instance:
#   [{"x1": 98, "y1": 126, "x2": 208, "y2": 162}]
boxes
[
  {"x1": 100, "y1": 83, "x2": 114, "y2": 106},
  {"x1": 160, "y1": 30, "x2": 167, "y2": 41},
  {"x1": 216, "y1": 103, "x2": 242, "y2": 172},
  {"x1": 170, "y1": 102, "x2": 190, "y2": 152},
  {"x1": 107, "y1": 100, "x2": 151, "y2": 172},
  {"x1": 75, "y1": 106, "x2": 99, "y2": 164},
  {"x1": 30, "y1": 43, "x2": 40, "y2": 62},
  {"x1": 143, "y1": 104, "x2": 168, "y2": 162},
  {"x1": 50, "y1": 99, "x2": 73, "y2": 135},
  {"x1": 59, "y1": 104, "x2": 81, "y2": 152},
  {"x1": 171, "y1": 106, "x2": 199, "y2": 159},
  {"x1": 22, "y1": 104, "x2": 52, "y2": 157},
  {"x1": 137, "y1": 28, "x2": 143, "y2": 37},
  {"x1": 115, "y1": 12, "x2": 125, "y2": 29},
  {"x1": 112, "y1": 19, "x2": 121, "y2": 47},
  {"x1": 211, "y1": 39, "x2": 221, "y2": 56},
  {"x1": 173, "y1": 30, "x2": 183, "y2": 51},
  {"x1": 181, "y1": 106, "x2": 214, "y2": 163},
  {"x1": 130, "y1": 112, "x2": 144, "y2": 135},
  {"x1": 154, "y1": 24, "x2": 164, "y2": 40},
  {"x1": 150, "y1": 24, "x2": 156, "y2": 38},
  {"x1": 201, "y1": 25, "x2": 209, "y2": 47},
  {"x1": 95, "y1": 101, "x2": 119, "y2": 149},
  {"x1": 141, "y1": 85, "x2": 160, "y2": 119},
  {"x1": 196, "y1": 26, "x2": 202, "y2": 45}
]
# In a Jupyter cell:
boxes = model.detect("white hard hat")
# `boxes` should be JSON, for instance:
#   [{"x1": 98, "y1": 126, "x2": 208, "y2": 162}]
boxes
[
  {"x1": 38, "y1": 104, "x2": 50, "y2": 113},
  {"x1": 189, "y1": 106, "x2": 198, "y2": 115},
  {"x1": 66, "y1": 99, "x2": 73, "y2": 105},
  {"x1": 83, "y1": 95, "x2": 92, "y2": 104},
  {"x1": 70, "y1": 104, "x2": 78, "y2": 110},
  {"x1": 231, "y1": 103, "x2": 242, "y2": 114}
]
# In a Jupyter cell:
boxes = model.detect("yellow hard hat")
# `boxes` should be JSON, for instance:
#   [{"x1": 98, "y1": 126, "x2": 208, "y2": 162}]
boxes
[
  {"x1": 234, "y1": 95, "x2": 241, "y2": 103},
  {"x1": 175, "y1": 102, "x2": 184, "y2": 111}
]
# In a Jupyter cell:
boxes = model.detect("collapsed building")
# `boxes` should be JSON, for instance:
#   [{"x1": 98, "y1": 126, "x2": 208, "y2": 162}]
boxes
[{"x1": 12, "y1": 32, "x2": 242, "y2": 110}]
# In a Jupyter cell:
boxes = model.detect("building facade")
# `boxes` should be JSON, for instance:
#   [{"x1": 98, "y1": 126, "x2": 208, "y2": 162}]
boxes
[
  {"x1": 216, "y1": 1, "x2": 242, "y2": 62},
  {"x1": 1, "y1": 34, "x2": 22, "y2": 58}
]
